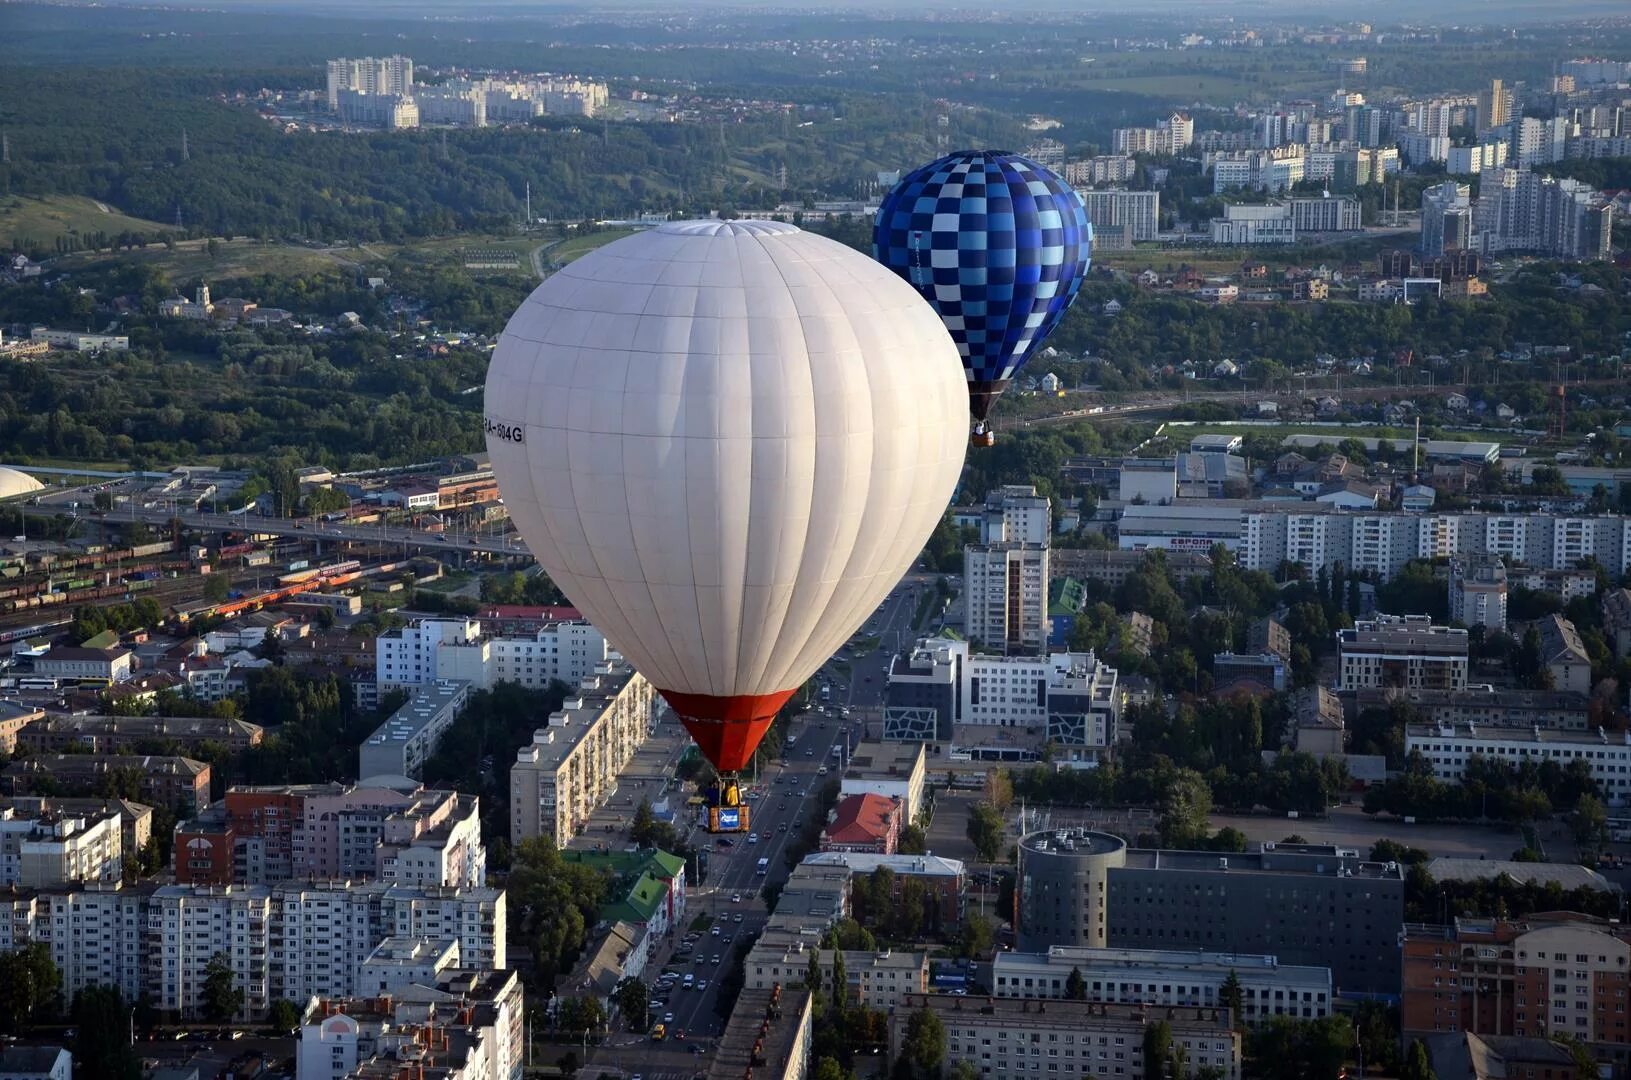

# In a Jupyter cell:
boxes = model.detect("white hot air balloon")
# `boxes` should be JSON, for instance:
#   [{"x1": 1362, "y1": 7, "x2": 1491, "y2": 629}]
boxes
[{"x1": 484, "y1": 220, "x2": 967, "y2": 777}]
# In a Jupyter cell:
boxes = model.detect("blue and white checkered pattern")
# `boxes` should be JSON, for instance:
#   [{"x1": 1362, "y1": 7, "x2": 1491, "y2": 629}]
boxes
[{"x1": 873, "y1": 149, "x2": 1092, "y2": 387}]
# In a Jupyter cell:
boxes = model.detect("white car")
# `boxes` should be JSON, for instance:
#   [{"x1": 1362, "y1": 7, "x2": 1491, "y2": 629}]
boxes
[
  {"x1": 748, "y1": 833, "x2": 759, "y2": 844},
  {"x1": 731, "y1": 893, "x2": 741, "y2": 903}
]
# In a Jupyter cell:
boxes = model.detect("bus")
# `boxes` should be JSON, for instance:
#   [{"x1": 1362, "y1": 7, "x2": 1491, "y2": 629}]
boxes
[{"x1": 756, "y1": 857, "x2": 769, "y2": 876}]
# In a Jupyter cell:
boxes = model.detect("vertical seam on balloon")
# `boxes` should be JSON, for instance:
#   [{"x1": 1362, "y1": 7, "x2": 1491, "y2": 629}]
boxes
[
  {"x1": 684, "y1": 260, "x2": 717, "y2": 698},
  {"x1": 748, "y1": 230, "x2": 813, "y2": 698}
]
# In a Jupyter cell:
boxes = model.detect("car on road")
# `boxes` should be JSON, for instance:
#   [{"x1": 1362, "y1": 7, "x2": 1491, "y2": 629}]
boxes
[
  {"x1": 715, "y1": 837, "x2": 734, "y2": 848},
  {"x1": 712, "y1": 956, "x2": 720, "y2": 965},
  {"x1": 778, "y1": 823, "x2": 788, "y2": 833},
  {"x1": 731, "y1": 893, "x2": 741, "y2": 903},
  {"x1": 747, "y1": 832, "x2": 759, "y2": 844},
  {"x1": 664, "y1": 1013, "x2": 675, "y2": 1024},
  {"x1": 805, "y1": 749, "x2": 814, "y2": 756},
  {"x1": 722, "y1": 934, "x2": 733, "y2": 944},
  {"x1": 710, "y1": 927, "x2": 721, "y2": 936},
  {"x1": 697, "y1": 980, "x2": 709, "y2": 990},
  {"x1": 734, "y1": 913, "x2": 743, "y2": 923}
]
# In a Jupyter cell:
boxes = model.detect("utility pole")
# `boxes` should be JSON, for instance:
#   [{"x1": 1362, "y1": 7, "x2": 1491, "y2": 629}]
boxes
[
  {"x1": 525, "y1": 181, "x2": 531, "y2": 227},
  {"x1": 181, "y1": 129, "x2": 190, "y2": 162}
]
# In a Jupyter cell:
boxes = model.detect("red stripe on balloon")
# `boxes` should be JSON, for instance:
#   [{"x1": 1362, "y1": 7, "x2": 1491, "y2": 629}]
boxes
[{"x1": 660, "y1": 688, "x2": 797, "y2": 773}]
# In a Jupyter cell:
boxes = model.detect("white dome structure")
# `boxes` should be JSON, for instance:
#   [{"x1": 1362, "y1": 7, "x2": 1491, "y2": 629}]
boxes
[
  {"x1": 484, "y1": 219, "x2": 967, "y2": 770},
  {"x1": 0, "y1": 467, "x2": 44, "y2": 500}
]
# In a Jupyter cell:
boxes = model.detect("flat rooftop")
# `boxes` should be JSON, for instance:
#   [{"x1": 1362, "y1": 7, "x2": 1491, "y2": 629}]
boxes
[
  {"x1": 844, "y1": 740, "x2": 923, "y2": 778},
  {"x1": 1020, "y1": 828, "x2": 1126, "y2": 858},
  {"x1": 1119, "y1": 845, "x2": 1403, "y2": 881},
  {"x1": 708, "y1": 986, "x2": 810, "y2": 1080},
  {"x1": 1408, "y1": 724, "x2": 1631, "y2": 746},
  {"x1": 994, "y1": 946, "x2": 1331, "y2": 985}
]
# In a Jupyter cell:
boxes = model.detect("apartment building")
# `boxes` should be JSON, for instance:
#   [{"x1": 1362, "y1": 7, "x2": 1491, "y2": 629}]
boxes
[
  {"x1": 893, "y1": 995, "x2": 1240, "y2": 1080},
  {"x1": 1352, "y1": 686, "x2": 1589, "y2": 731},
  {"x1": 2, "y1": 754, "x2": 210, "y2": 815},
  {"x1": 357, "y1": 678, "x2": 471, "y2": 780},
  {"x1": 0, "y1": 808, "x2": 122, "y2": 888},
  {"x1": 1407, "y1": 725, "x2": 1631, "y2": 805},
  {"x1": 31, "y1": 645, "x2": 133, "y2": 685},
  {"x1": 1539, "y1": 615, "x2": 1593, "y2": 694},
  {"x1": 1476, "y1": 167, "x2": 1613, "y2": 260},
  {"x1": 1422, "y1": 181, "x2": 1474, "y2": 256},
  {"x1": 376, "y1": 619, "x2": 487, "y2": 691},
  {"x1": 1077, "y1": 189, "x2": 1161, "y2": 242},
  {"x1": 326, "y1": 55, "x2": 414, "y2": 110},
  {"x1": 298, "y1": 969, "x2": 524, "y2": 1080},
  {"x1": 1402, "y1": 913, "x2": 1631, "y2": 1058},
  {"x1": 508, "y1": 660, "x2": 655, "y2": 848},
  {"x1": 743, "y1": 941, "x2": 927, "y2": 1008},
  {"x1": 966, "y1": 486, "x2": 1052, "y2": 656},
  {"x1": 710, "y1": 986, "x2": 812, "y2": 1080},
  {"x1": 1450, "y1": 553, "x2": 1509, "y2": 631},
  {"x1": 488, "y1": 619, "x2": 608, "y2": 689},
  {"x1": 840, "y1": 740, "x2": 927, "y2": 822},
  {"x1": 15, "y1": 715, "x2": 264, "y2": 755},
  {"x1": 799, "y1": 851, "x2": 966, "y2": 931},
  {"x1": 1337, "y1": 615, "x2": 1469, "y2": 692},
  {"x1": 992, "y1": 946, "x2": 1333, "y2": 1023},
  {"x1": 175, "y1": 782, "x2": 485, "y2": 888}
]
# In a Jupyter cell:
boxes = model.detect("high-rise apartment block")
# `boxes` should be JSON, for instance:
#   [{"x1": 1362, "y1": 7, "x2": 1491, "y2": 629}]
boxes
[
  {"x1": 1477, "y1": 78, "x2": 1511, "y2": 131},
  {"x1": 1077, "y1": 189, "x2": 1161, "y2": 242},
  {"x1": 1421, "y1": 181, "x2": 1473, "y2": 256},
  {"x1": 1476, "y1": 168, "x2": 1614, "y2": 259},
  {"x1": 327, "y1": 56, "x2": 414, "y2": 110},
  {"x1": 378, "y1": 615, "x2": 610, "y2": 694},
  {"x1": 508, "y1": 660, "x2": 655, "y2": 848},
  {"x1": 964, "y1": 485, "x2": 1051, "y2": 655},
  {"x1": 0, "y1": 880, "x2": 504, "y2": 1022}
]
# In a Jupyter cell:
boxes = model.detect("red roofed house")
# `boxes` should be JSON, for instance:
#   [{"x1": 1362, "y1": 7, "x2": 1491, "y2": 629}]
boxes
[{"x1": 820, "y1": 793, "x2": 904, "y2": 855}]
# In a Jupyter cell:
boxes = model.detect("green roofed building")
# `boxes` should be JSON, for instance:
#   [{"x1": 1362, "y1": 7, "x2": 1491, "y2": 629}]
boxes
[{"x1": 562, "y1": 847, "x2": 688, "y2": 942}]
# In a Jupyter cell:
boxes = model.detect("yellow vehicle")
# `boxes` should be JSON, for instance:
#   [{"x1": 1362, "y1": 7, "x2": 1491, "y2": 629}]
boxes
[{"x1": 651, "y1": 1023, "x2": 667, "y2": 1042}]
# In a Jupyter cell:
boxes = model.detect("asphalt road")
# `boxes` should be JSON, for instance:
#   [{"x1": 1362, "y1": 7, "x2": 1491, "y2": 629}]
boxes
[{"x1": 577, "y1": 713, "x2": 851, "y2": 1080}]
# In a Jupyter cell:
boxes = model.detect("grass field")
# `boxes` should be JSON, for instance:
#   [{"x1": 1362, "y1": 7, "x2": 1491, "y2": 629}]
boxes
[
  {"x1": 0, "y1": 194, "x2": 169, "y2": 250},
  {"x1": 549, "y1": 228, "x2": 637, "y2": 266},
  {"x1": 60, "y1": 237, "x2": 346, "y2": 281}
]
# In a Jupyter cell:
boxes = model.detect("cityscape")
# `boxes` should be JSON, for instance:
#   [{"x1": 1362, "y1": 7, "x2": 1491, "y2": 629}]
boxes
[{"x1": 5, "y1": 2, "x2": 1631, "y2": 1080}]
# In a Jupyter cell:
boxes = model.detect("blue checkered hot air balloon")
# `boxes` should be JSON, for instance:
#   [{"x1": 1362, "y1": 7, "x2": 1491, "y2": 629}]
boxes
[{"x1": 874, "y1": 149, "x2": 1092, "y2": 446}]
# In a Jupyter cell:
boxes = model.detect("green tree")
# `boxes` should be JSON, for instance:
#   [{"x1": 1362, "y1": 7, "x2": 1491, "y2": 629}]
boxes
[
  {"x1": 614, "y1": 977, "x2": 650, "y2": 1031},
  {"x1": 1573, "y1": 793, "x2": 1609, "y2": 853},
  {"x1": 202, "y1": 951, "x2": 243, "y2": 1022},
  {"x1": 1401, "y1": 1039, "x2": 1437, "y2": 1080},
  {"x1": 203, "y1": 572, "x2": 230, "y2": 602},
  {"x1": 1065, "y1": 966, "x2": 1087, "y2": 1000},
  {"x1": 0, "y1": 944, "x2": 60, "y2": 1034},
  {"x1": 900, "y1": 1005, "x2": 946, "y2": 1079},
  {"x1": 71, "y1": 984, "x2": 142, "y2": 1080},
  {"x1": 814, "y1": 1058, "x2": 850, "y2": 1080},
  {"x1": 966, "y1": 803, "x2": 1005, "y2": 863},
  {"x1": 1158, "y1": 768, "x2": 1213, "y2": 848},
  {"x1": 898, "y1": 823, "x2": 929, "y2": 855},
  {"x1": 1143, "y1": 1020, "x2": 1172, "y2": 1080},
  {"x1": 958, "y1": 914, "x2": 994, "y2": 960},
  {"x1": 267, "y1": 998, "x2": 302, "y2": 1032},
  {"x1": 1219, "y1": 970, "x2": 1244, "y2": 1028}
]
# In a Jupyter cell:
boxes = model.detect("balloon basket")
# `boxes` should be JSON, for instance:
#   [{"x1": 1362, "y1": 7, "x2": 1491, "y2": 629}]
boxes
[{"x1": 971, "y1": 430, "x2": 996, "y2": 448}]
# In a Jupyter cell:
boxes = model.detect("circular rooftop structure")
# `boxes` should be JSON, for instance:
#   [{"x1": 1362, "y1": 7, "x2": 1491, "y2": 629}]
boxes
[{"x1": 1017, "y1": 829, "x2": 1127, "y2": 953}]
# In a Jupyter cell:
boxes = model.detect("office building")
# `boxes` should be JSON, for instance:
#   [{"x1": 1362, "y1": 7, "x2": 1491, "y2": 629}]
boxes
[
  {"x1": 358, "y1": 679, "x2": 471, "y2": 780},
  {"x1": 892, "y1": 994, "x2": 1240, "y2": 1080},
  {"x1": 992, "y1": 945, "x2": 1333, "y2": 1023},
  {"x1": 1077, "y1": 189, "x2": 1160, "y2": 242},
  {"x1": 1209, "y1": 204, "x2": 1297, "y2": 244},
  {"x1": 965, "y1": 486, "x2": 1051, "y2": 655},
  {"x1": 298, "y1": 969, "x2": 524, "y2": 1080},
  {"x1": 710, "y1": 986, "x2": 812, "y2": 1080},
  {"x1": 31, "y1": 645, "x2": 132, "y2": 685},
  {"x1": 1101, "y1": 841, "x2": 1406, "y2": 997},
  {"x1": 508, "y1": 660, "x2": 655, "y2": 848},
  {"x1": 1402, "y1": 913, "x2": 1631, "y2": 1056},
  {"x1": 2, "y1": 755, "x2": 210, "y2": 815},
  {"x1": 840, "y1": 740, "x2": 926, "y2": 822},
  {"x1": 326, "y1": 56, "x2": 414, "y2": 110},
  {"x1": 883, "y1": 638, "x2": 1120, "y2": 760},
  {"x1": 1336, "y1": 615, "x2": 1470, "y2": 691},
  {"x1": 1450, "y1": 554, "x2": 1508, "y2": 631},
  {"x1": 1421, "y1": 181, "x2": 1473, "y2": 257},
  {"x1": 1407, "y1": 725, "x2": 1631, "y2": 804},
  {"x1": 1016, "y1": 830, "x2": 1126, "y2": 951}
]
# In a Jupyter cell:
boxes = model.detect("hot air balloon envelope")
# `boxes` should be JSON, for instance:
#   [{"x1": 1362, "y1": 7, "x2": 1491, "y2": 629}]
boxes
[
  {"x1": 484, "y1": 220, "x2": 968, "y2": 773},
  {"x1": 873, "y1": 150, "x2": 1092, "y2": 442}
]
